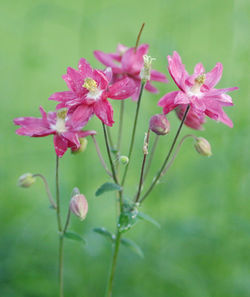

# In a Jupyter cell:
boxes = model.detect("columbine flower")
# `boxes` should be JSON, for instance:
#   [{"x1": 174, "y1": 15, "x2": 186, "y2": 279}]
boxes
[
  {"x1": 49, "y1": 58, "x2": 135, "y2": 127},
  {"x1": 94, "y1": 44, "x2": 168, "y2": 101},
  {"x1": 14, "y1": 107, "x2": 96, "y2": 157},
  {"x1": 158, "y1": 51, "x2": 238, "y2": 127}
]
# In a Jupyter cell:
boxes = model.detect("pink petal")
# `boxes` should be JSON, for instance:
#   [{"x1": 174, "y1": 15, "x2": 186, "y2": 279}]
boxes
[
  {"x1": 61, "y1": 132, "x2": 80, "y2": 147},
  {"x1": 204, "y1": 63, "x2": 223, "y2": 89},
  {"x1": 49, "y1": 91, "x2": 77, "y2": 103},
  {"x1": 54, "y1": 134, "x2": 69, "y2": 157},
  {"x1": 108, "y1": 77, "x2": 136, "y2": 99},
  {"x1": 150, "y1": 70, "x2": 169, "y2": 83},
  {"x1": 71, "y1": 104, "x2": 94, "y2": 127},
  {"x1": 204, "y1": 99, "x2": 233, "y2": 127},
  {"x1": 78, "y1": 130, "x2": 97, "y2": 138},
  {"x1": 175, "y1": 105, "x2": 205, "y2": 130},
  {"x1": 103, "y1": 67, "x2": 113, "y2": 83},
  {"x1": 63, "y1": 67, "x2": 84, "y2": 95},
  {"x1": 78, "y1": 58, "x2": 93, "y2": 77},
  {"x1": 158, "y1": 91, "x2": 180, "y2": 114},
  {"x1": 194, "y1": 63, "x2": 205, "y2": 75},
  {"x1": 168, "y1": 51, "x2": 189, "y2": 92},
  {"x1": 93, "y1": 69, "x2": 109, "y2": 90},
  {"x1": 131, "y1": 79, "x2": 141, "y2": 101},
  {"x1": 94, "y1": 100, "x2": 114, "y2": 127},
  {"x1": 15, "y1": 125, "x2": 53, "y2": 137},
  {"x1": 145, "y1": 82, "x2": 158, "y2": 93},
  {"x1": 93, "y1": 51, "x2": 122, "y2": 73}
]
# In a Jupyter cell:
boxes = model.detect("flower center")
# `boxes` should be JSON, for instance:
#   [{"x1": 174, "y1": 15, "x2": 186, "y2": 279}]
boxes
[
  {"x1": 190, "y1": 74, "x2": 206, "y2": 95},
  {"x1": 83, "y1": 78, "x2": 103, "y2": 100},
  {"x1": 54, "y1": 109, "x2": 67, "y2": 133}
]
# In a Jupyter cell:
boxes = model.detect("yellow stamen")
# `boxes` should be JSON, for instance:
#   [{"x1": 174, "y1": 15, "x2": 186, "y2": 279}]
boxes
[
  {"x1": 83, "y1": 78, "x2": 98, "y2": 92},
  {"x1": 195, "y1": 74, "x2": 206, "y2": 85},
  {"x1": 56, "y1": 108, "x2": 67, "y2": 120}
]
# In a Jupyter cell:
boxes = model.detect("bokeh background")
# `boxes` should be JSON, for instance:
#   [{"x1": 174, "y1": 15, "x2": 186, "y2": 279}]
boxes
[{"x1": 1, "y1": 0, "x2": 250, "y2": 296}]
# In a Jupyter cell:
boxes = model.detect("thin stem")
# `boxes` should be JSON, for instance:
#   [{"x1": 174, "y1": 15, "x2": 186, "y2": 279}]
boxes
[
  {"x1": 102, "y1": 124, "x2": 119, "y2": 185},
  {"x1": 121, "y1": 82, "x2": 145, "y2": 186},
  {"x1": 140, "y1": 105, "x2": 190, "y2": 203},
  {"x1": 143, "y1": 135, "x2": 159, "y2": 181},
  {"x1": 105, "y1": 231, "x2": 122, "y2": 297},
  {"x1": 162, "y1": 134, "x2": 196, "y2": 176},
  {"x1": 107, "y1": 127, "x2": 115, "y2": 150},
  {"x1": 92, "y1": 135, "x2": 112, "y2": 177},
  {"x1": 33, "y1": 173, "x2": 57, "y2": 209},
  {"x1": 135, "y1": 23, "x2": 145, "y2": 51},
  {"x1": 55, "y1": 156, "x2": 64, "y2": 297},
  {"x1": 135, "y1": 129, "x2": 150, "y2": 203},
  {"x1": 63, "y1": 208, "x2": 71, "y2": 234},
  {"x1": 117, "y1": 100, "x2": 125, "y2": 155}
]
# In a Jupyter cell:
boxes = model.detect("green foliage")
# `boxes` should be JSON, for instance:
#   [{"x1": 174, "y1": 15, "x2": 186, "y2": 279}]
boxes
[
  {"x1": 137, "y1": 212, "x2": 161, "y2": 229},
  {"x1": 93, "y1": 227, "x2": 115, "y2": 242},
  {"x1": 95, "y1": 182, "x2": 122, "y2": 197},
  {"x1": 121, "y1": 238, "x2": 144, "y2": 258},
  {"x1": 63, "y1": 231, "x2": 86, "y2": 244}
]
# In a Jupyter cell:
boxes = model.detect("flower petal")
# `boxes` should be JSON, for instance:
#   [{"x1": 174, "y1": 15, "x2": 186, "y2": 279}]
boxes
[
  {"x1": 94, "y1": 100, "x2": 114, "y2": 127},
  {"x1": 63, "y1": 67, "x2": 84, "y2": 95},
  {"x1": 78, "y1": 58, "x2": 93, "y2": 77},
  {"x1": 93, "y1": 51, "x2": 122, "y2": 73},
  {"x1": 49, "y1": 91, "x2": 77, "y2": 103},
  {"x1": 145, "y1": 82, "x2": 158, "y2": 93},
  {"x1": 108, "y1": 77, "x2": 136, "y2": 99},
  {"x1": 204, "y1": 63, "x2": 223, "y2": 89},
  {"x1": 150, "y1": 69, "x2": 169, "y2": 83},
  {"x1": 71, "y1": 104, "x2": 94, "y2": 127},
  {"x1": 78, "y1": 130, "x2": 97, "y2": 138},
  {"x1": 158, "y1": 91, "x2": 181, "y2": 114},
  {"x1": 54, "y1": 134, "x2": 69, "y2": 157},
  {"x1": 204, "y1": 99, "x2": 233, "y2": 127},
  {"x1": 61, "y1": 132, "x2": 80, "y2": 147}
]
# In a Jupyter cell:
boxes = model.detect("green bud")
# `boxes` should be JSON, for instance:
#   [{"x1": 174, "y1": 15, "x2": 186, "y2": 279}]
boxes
[
  {"x1": 18, "y1": 173, "x2": 36, "y2": 188},
  {"x1": 194, "y1": 137, "x2": 212, "y2": 157},
  {"x1": 119, "y1": 155, "x2": 129, "y2": 165}
]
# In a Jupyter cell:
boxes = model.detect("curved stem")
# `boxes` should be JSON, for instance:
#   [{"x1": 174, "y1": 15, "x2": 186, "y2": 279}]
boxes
[
  {"x1": 143, "y1": 135, "x2": 159, "y2": 181},
  {"x1": 135, "y1": 23, "x2": 145, "y2": 51},
  {"x1": 161, "y1": 134, "x2": 196, "y2": 176},
  {"x1": 55, "y1": 156, "x2": 64, "y2": 297},
  {"x1": 105, "y1": 231, "x2": 122, "y2": 297},
  {"x1": 135, "y1": 129, "x2": 150, "y2": 203},
  {"x1": 63, "y1": 208, "x2": 71, "y2": 234},
  {"x1": 140, "y1": 105, "x2": 190, "y2": 203},
  {"x1": 92, "y1": 135, "x2": 112, "y2": 177},
  {"x1": 33, "y1": 173, "x2": 57, "y2": 209},
  {"x1": 121, "y1": 82, "x2": 145, "y2": 186}
]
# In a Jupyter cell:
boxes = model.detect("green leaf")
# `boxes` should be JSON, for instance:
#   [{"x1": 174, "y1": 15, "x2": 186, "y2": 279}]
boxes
[
  {"x1": 63, "y1": 231, "x2": 86, "y2": 244},
  {"x1": 93, "y1": 227, "x2": 115, "y2": 242},
  {"x1": 95, "y1": 182, "x2": 122, "y2": 196},
  {"x1": 137, "y1": 212, "x2": 161, "y2": 229},
  {"x1": 121, "y1": 238, "x2": 144, "y2": 258},
  {"x1": 118, "y1": 209, "x2": 138, "y2": 233}
]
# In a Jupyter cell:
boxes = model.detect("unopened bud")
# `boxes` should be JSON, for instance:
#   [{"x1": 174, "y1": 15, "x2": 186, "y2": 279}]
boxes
[
  {"x1": 194, "y1": 137, "x2": 212, "y2": 157},
  {"x1": 149, "y1": 114, "x2": 170, "y2": 135},
  {"x1": 17, "y1": 173, "x2": 36, "y2": 188},
  {"x1": 140, "y1": 55, "x2": 155, "y2": 82},
  {"x1": 119, "y1": 155, "x2": 129, "y2": 165},
  {"x1": 70, "y1": 194, "x2": 88, "y2": 221},
  {"x1": 71, "y1": 138, "x2": 88, "y2": 154}
]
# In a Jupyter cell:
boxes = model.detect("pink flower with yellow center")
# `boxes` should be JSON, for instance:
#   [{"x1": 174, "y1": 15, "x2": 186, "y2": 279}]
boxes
[
  {"x1": 94, "y1": 43, "x2": 169, "y2": 101},
  {"x1": 14, "y1": 107, "x2": 96, "y2": 157},
  {"x1": 49, "y1": 58, "x2": 135, "y2": 127},
  {"x1": 158, "y1": 51, "x2": 238, "y2": 128}
]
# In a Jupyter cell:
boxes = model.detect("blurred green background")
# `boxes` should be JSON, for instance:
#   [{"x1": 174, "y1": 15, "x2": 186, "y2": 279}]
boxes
[{"x1": 1, "y1": 0, "x2": 250, "y2": 296}]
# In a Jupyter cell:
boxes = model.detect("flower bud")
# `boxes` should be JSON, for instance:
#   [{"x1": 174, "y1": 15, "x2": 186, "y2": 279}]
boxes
[
  {"x1": 194, "y1": 137, "x2": 212, "y2": 157},
  {"x1": 17, "y1": 173, "x2": 36, "y2": 188},
  {"x1": 149, "y1": 114, "x2": 170, "y2": 135},
  {"x1": 119, "y1": 155, "x2": 129, "y2": 166},
  {"x1": 71, "y1": 138, "x2": 88, "y2": 154},
  {"x1": 70, "y1": 194, "x2": 88, "y2": 221},
  {"x1": 140, "y1": 55, "x2": 155, "y2": 82}
]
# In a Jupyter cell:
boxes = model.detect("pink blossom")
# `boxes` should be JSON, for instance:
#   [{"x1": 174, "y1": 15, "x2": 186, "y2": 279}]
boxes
[
  {"x1": 94, "y1": 43, "x2": 169, "y2": 101},
  {"x1": 49, "y1": 59, "x2": 135, "y2": 127},
  {"x1": 175, "y1": 105, "x2": 206, "y2": 130},
  {"x1": 158, "y1": 51, "x2": 238, "y2": 128},
  {"x1": 14, "y1": 107, "x2": 96, "y2": 157}
]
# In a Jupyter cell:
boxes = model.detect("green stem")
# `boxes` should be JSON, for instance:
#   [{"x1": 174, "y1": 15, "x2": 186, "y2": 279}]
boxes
[
  {"x1": 117, "y1": 100, "x2": 125, "y2": 154},
  {"x1": 121, "y1": 82, "x2": 145, "y2": 186},
  {"x1": 105, "y1": 231, "x2": 122, "y2": 297},
  {"x1": 63, "y1": 208, "x2": 71, "y2": 234},
  {"x1": 143, "y1": 134, "x2": 159, "y2": 181},
  {"x1": 140, "y1": 105, "x2": 190, "y2": 203},
  {"x1": 55, "y1": 156, "x2": 64, "y2": 297},
  {"x1": 135, "y1": 129, "x2": 150, "y2": 203}
]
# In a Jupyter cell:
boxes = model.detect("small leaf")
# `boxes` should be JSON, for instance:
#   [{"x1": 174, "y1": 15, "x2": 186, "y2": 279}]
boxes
[
  {"x1": 93, "y1": 227, "x2": 115, "y2": 242},
  {"x1": 63, "y1": 231, "x2": 86, "y2": 244},
  {"x1": 121, "y1": 238, "x2": 144, "y2": 258},
  {"x1": 137, "y1": 212, "x2": 161, "y2": 229},
  {"x1": 95, "y1": 182, "x2": 122, "y2": 197},
  {"x1": 118, "y1": 209, "x2": 138, "y2": 233}
]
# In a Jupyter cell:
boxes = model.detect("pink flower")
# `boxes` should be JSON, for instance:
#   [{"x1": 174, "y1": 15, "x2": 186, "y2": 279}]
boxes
[
  {"x1": 49, "y1": 58, "x2": 135, "y2": 127},
  {"x1": 14, "y1": 107, "x2": 96, "y2": 157},
  {"x1": 175, "y1": 105, "x2": 206, "y2": 130},
  {"x1": 158, "y1": 51, "x2": 238, "y2": 127},
  {"x1": 94, "y1": 43, "x2": 169, "y2": 101}
]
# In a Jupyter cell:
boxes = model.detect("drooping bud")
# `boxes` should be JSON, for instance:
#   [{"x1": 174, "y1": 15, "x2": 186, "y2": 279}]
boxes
[
  {"x1": 194, "y1": 137, "x2": 212, "y2": 157},
  {"x1": 17, "y1": 173, "x2": 36, "y2": 188},
  {"x1": 140, "y1": 55, "x2": 155, "y2": 82},
  {"x1": 71, "y1": 138, "x2": 88, "y2": 154},
  {"x1": 70, "y1": 194, "x2": 88, "y2": 221},
  {"x1": 119, "y1": 155, "x2": 129, "y2": 166},
  {"x1": 149, "y1": 114, "x2": 170, "y2": 136}
]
